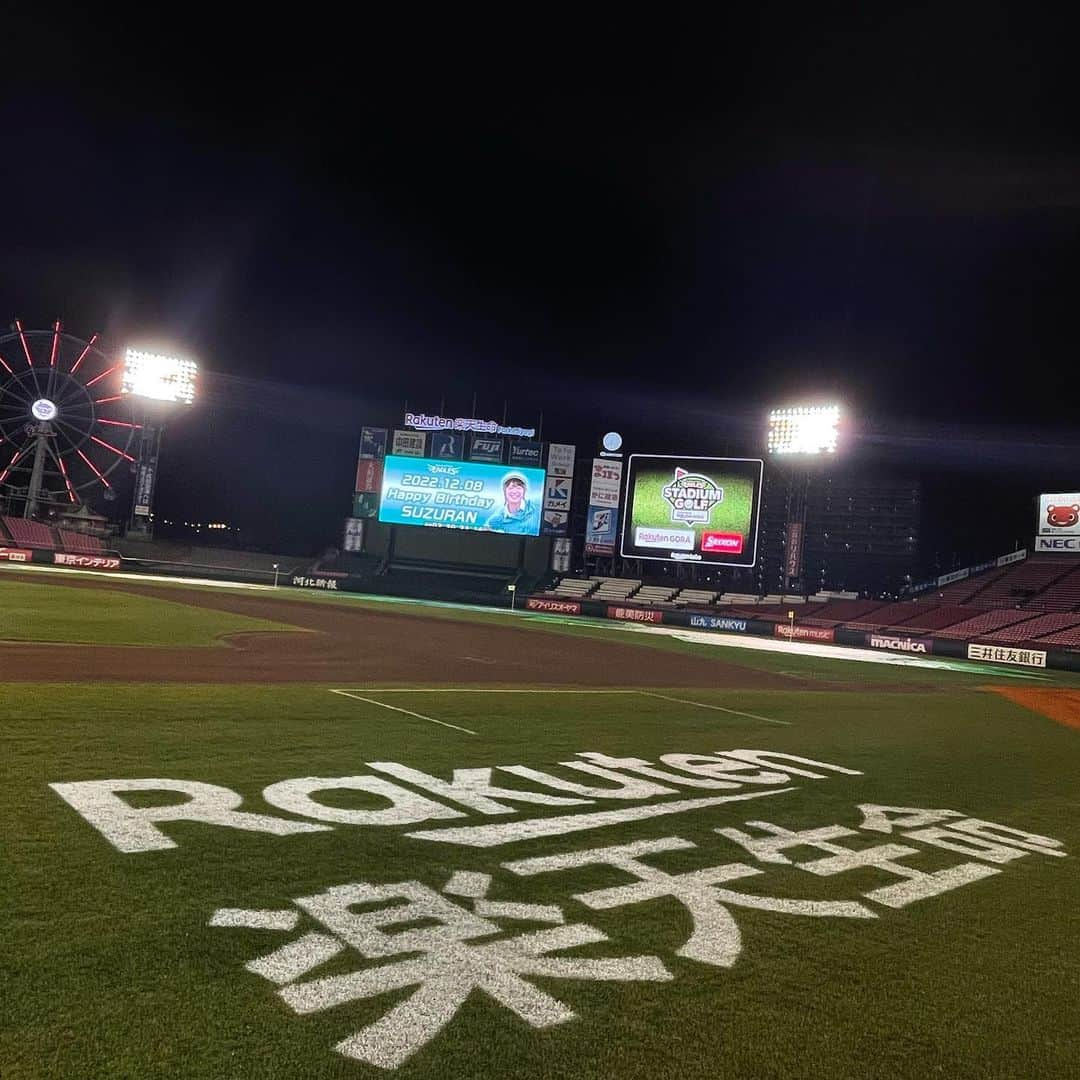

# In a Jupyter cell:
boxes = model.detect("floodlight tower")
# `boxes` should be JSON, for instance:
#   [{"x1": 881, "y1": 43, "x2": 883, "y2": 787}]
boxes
[
  {"x1": 119, "y1": 348, "x2": 198, "y2": 538},
  {"x1": 765, "y1": 404, "x2": 842, "y2": 594}
]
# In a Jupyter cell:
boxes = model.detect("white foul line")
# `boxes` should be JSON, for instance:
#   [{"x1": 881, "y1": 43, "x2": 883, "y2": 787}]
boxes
[
  {"x1": 407, "y1": 787, "x2": 797, "y2": 848},
  {"x1": 640, "y1": 691, "x2": 791, "y2": 726},
  {"x1": 328, "y1": 690, "x2": 477, "y2": 735}
]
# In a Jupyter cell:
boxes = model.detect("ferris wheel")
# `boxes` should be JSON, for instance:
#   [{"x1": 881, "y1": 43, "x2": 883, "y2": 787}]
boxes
[{"x1": 0, "y1": 320, "x2": 138, "y2": 518}]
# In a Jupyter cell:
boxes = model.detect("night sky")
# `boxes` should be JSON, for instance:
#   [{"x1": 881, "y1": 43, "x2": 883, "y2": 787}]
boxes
[{"x1": 2, "y1": 11, "x2": 1076, "y2": 562}]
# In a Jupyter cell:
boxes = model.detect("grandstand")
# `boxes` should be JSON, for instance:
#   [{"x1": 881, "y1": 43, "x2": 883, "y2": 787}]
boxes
[
  {"x1": 531, "y1": 551, "x2": 1080, "y2": 652},
  {"x1": 2, "y1": 516, "x2": 57, "y2": 549}
]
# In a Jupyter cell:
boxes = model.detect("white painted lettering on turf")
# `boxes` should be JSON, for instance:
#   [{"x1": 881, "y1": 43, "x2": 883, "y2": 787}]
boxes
[
  {"x1": 261, "y1": 775, "x2": 466, "y2": 826},
  {"x1": 48, "y1": 779, "x2": 331, "y2": 853},
  {"x1": 208, "y1": 804, "x2": 1067, "y2": 1071}
]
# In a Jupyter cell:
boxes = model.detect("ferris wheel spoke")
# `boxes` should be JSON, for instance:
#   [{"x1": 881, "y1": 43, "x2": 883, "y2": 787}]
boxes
[
  {"x1": 54, "y1": 416, "x2": 95, "y2": 447},
  {"x1": 0, "y1": 351, "x2": 14, "y2": 376},
  {"x1": 68, "y1": 333, "x2": 99, "y2": 375},
  {"x1": 45, "y1": 439, "x2": 78, "y2": 504},
  {"x1": 74, "y1": 446, "x2": 113, "y2": 490},
  {"x1": 46, "y1": 321, "x2": 62, "y2": 398},
  {"x1": 0, "y1": 444, "x2": 31, "y2": 485}
]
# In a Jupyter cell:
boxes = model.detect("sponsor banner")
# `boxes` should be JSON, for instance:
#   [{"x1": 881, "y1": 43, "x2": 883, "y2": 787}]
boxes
[
  {"x1": 551, "y1": 537, "x2": 571, "y2": 573},
  {"x1": 291, "y1": 574, "x2": 343, "y2": 591},
  {"x1": 588, "y1": 459, "x2": 623, "y2": 509},
  {"x1": 509, "y1": 439, "x2": 544, "y2": 468},
  {"x1": 784, "y1": 521, "x2": 804, "y2": 582},
  {"x1": 1037, "y1": 493, "x2": 1080, "y2": 537},
  {"x1": 468, "y1": 434, "x2": 505, "y2": 463},
  {"x1": 619, "y1": 455, "x2": 763, "y2": 567},
  {"x1": 391, "y1": 429, "x2": 427, "y2": 457},
  {"x1": 0, "y1": 546, "x2": 33, "y2": 563},
  {"x1": 526, "y1": 596, "x2": 581, "y2": 614},
  {"x1": 997, "y1": 549, "x2": 1028, "y2": 567},
  {"x1": 355, "y1": 457, "x2": 383, "y2": 494},
  {"x1": 404, "y1": 412, "x2": 535, "y2": 438},
  {"x1": 378, "y1": 456, "x2": 545, "y2": 536},
  {"x1": 54, "y1": 552, "x2": 121, "y2": 570},
  {"x1": 547, "y1": 443, "x2": 576, "y2": 477},
  {"x1": 133, "y1": 460, "x2": 155, "y2": 518},
  {"x1": 352, "y1": 492, "x2": 379, "y2": 518},
  {"x1": 774, "y1": 623, "x2": 835, "y2": 642},
  {"x1": 608, "y1": 605, "x2": 664, "y2": 623},
  {"x1": 936, "y1": 568, "x2": 970, "y2": 586},
  {"x1": 634, "y1": 526, "x2": 695, "y2": 551},
  {"x1": 1034, "y1": 535, "x2": 1080, "y2": 553},
  {"x1": 543, "y1": 476, "x2": 573, "y2": 512},
  {"x1": 584, "y1": 503, "x2": 619, "y2": 555},
  {"x1": 968, "y1": 643, "x2": 1047, "y2": 668},
  {"x1": 359, "y1": 427, "x2": 388, "y2": 459},
  {"x1": 542, "y1": 509, "x2": 569, "y2": 536},
  {"x1": 688, "y1": 614, "x2": 748, "y2": 632},
  {"x1": 430, "y1": 431, "x2": 466, "y2": 460},
  {"x1": 342, "y1": 518, "x2": 364, "y2": 553},
  {"x1": 868, "y1": 633, "x2": 933, "y2": 654}
]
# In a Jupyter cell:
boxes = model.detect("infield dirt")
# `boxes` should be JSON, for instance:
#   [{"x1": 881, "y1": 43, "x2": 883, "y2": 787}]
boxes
[{"x1": 0, "y1": 575, "x2": 814, "y2": 688}]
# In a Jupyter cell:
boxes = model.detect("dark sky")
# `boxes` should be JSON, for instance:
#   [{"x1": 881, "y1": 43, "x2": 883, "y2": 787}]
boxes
[{"x1": 2, "y1": 10, "x2": 1076, "y2": 559}]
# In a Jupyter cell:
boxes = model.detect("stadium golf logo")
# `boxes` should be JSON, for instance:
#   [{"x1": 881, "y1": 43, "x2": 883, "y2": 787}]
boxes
[
  {"x1": 662, "y1": 468, "x2": 723, "y2": 526},
  {"x1": 50, "y1": 751, "x2": 1068, "y2": 1073}
]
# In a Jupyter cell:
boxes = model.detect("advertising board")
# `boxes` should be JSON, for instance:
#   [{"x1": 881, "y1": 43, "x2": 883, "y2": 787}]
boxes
[
  {"x1": 588, "y1": 459, "x2": 623, "y2": 508},
  {"x1": 509, "y1": 439, "x2": 543, "y2": 468},
  {"x1": 526, "y1": 596, "x2": 581, "y2": 614},
  {"x1": 584, "y1": 504, "x2": 619, "y2": 555},
  {"x1": 378, "y1": 456, "x2": 546, "y2": 536},
  {"x1": 343, "y1": 518, "x2": 364, "y2": 553},
  {"x1": 468, "y1": 434, "x2": 505, "y2": 463},
  {"x1": 359, "y1": 427, "x2": 387, "y2": 459},
  {"x1": 391, "y1": 430, "x2": 427, "y2": 457},
  {"x1": 620, "y1": 455, "x2": 763, "y2": 566},
  {"x1": 1034, "y1": 535, "x2": 1080, "y2": 553},
  {"x1": 0, "y1": 547, "x2": 33, "y2": 563},
  {"x1": 54, "y1": 552, "x2": 121, "y2": 570},
  {"x1": 430, "y1": 431, "x2": 466, "y2": 459},
  {"x1": 688, "y1": 614, "x2": 748, "y2": 632},
  {"x1": 1036, "y1": 493, "x2": 1080, "y2": 538},
  {"x1": 774, "y1": 623, "x2": 835, "y2": 642},
  {"x1": 968, "y1": 643, "x2": 1047, "y2": 668},
  {"x1": 867, "y1": 633, "x2": 933, "y2": 654},
  {"x1": 547, "y1": 443, "x2": 576, "y2": 477},
  {"x1": 355, "y1": 458, "x2": 383, "y2": 494},
  {"x1": 607, "y1": 605, "x2": 664, "y2": 623}
]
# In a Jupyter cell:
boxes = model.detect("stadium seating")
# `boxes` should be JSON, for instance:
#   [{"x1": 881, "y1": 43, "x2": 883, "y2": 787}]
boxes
[
  {"x1": 966, "y1": 557, "x2": 1074, "y2": 609},
  {"x1": 890, "y1": 605, "x2": 974, "y2": 632},
  {"x1": 1, "y1": 516, "x2": 57, "y2": 549},
  {"x1": 927, "y1": 566, "x2": 1012, "y2": 604},
  {"x1": 58, "y1": 529, "x2": 106, "y2": 554},
  {"x1": 589, "y1": 577, "x2": 640, "y2": 601},
  {"x1": 1034, "y1": 623, "x2": 1080, "y2": 649},
  {"x1": 549, "y1": 578, "x2": 596, "y2": 599},
  {"x1": 981, "y1": 612, "x2": 1080, "y2": 645},
  {"x1": 673, "y1": 588, "x2": 719, "y2": 607},
  {"x1": 844, "y1": 601, "x2": 920, "y2": 629},
  {"x1": 634, "y1": 585, "x2": 678, "y2": 604},
  {"x1": 933, "y1": 608, "x2": 1038, "y2": 640},
  {"x1": 1024, "y1": 564, "x2": 1080, "y2": 613}
]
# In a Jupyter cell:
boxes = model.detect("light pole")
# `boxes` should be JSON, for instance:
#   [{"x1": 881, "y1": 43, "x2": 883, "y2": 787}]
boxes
[
  {"x1": 788, "y1": 608, "x2": 795, "y2": 639},
  {"x1": 273, "y1": 563, "x2": 280, "y2": 588}
]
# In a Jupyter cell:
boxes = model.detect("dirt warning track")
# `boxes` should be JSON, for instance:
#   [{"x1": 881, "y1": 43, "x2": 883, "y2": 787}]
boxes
[{"x1": 0, "y1": 575, "x2": 813, "y2": 689}]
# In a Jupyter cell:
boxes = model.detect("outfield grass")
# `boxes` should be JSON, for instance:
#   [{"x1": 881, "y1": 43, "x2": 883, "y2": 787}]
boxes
[
  {"x1": 2, "y1": 679, "x2": 1077, "y2": 1078},
  {"x1": 0, "y1": 577, "x2": 298, "y2": 646}
]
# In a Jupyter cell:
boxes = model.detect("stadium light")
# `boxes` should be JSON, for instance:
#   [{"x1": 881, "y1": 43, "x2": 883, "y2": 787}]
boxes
[
  {"x1": 121, "y1": 348, "x2": 198, "y2": 405},
  {"x1": 767, "y1": 404, "x2": 841, "y2": 455}
]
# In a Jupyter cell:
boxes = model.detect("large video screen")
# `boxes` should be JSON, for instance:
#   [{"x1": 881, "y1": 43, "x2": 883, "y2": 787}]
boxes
[
  {"x1": 620, "y1": 454, "x2": 763, "y2": 565},
  {"x1": 379, "y1": 455, "x2": 546, "y2": 536}
]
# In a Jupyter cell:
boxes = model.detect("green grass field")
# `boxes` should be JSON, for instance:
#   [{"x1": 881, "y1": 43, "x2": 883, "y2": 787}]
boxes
[
  {"x1": 0, "y1": 577, "x2": 294, "y2": 646},
  {"x1": 2, "y1": 576, "x2": 1079, "y2": 1078}
]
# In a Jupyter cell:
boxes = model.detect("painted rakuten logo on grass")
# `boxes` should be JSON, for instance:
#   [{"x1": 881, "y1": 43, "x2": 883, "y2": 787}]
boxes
[{"x1": 701, "y1": 531, "x2": 743, "y2": 554}]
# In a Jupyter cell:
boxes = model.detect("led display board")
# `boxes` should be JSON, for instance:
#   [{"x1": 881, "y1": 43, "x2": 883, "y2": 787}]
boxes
[
  {"x1": 620, "y1": 454, "x2": 763, "y2": 565},
  {"x1": 378, "y1": 455, "x2": 546, "y2": 536}
]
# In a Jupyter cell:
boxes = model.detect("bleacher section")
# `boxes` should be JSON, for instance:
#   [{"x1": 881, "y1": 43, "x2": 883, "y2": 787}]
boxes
[
  {"x1": 966, "y1": 557, "x2": 1075, "y2": 609},
  {"x1": 2, "y1": 516, "x2": 57, "y2": 549},
  {"x1": 590, "y1": 577, "x2": 640, "y2": 601},
  {"x1": 1035, "y1": 624, "x2": 1080, "y2": 649},
  {"x1": 58, "y1": 529, "x2": 106, "y2": 554},
  {"x1": 895, "y1": 605, "x2": 977, "y2": 633},
  {"x1": 549, "y1": 578, "x2": 596, "y2": 599},
  {"x1": 1027, "y1": 564, "x2": 1080, "y2": 612},
  {"x1": 634, "y1": 585, "x2": 677, "y2": 605},
  {"x1": 673, "y1": 588, "x2": 719, "y2": 607},
  {"x1": 933, "y1": 609, "x2": 1036, "y2": 640},
  {"x1": 982, "y1": 613, "x2": 1080, "y2": 645}
]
